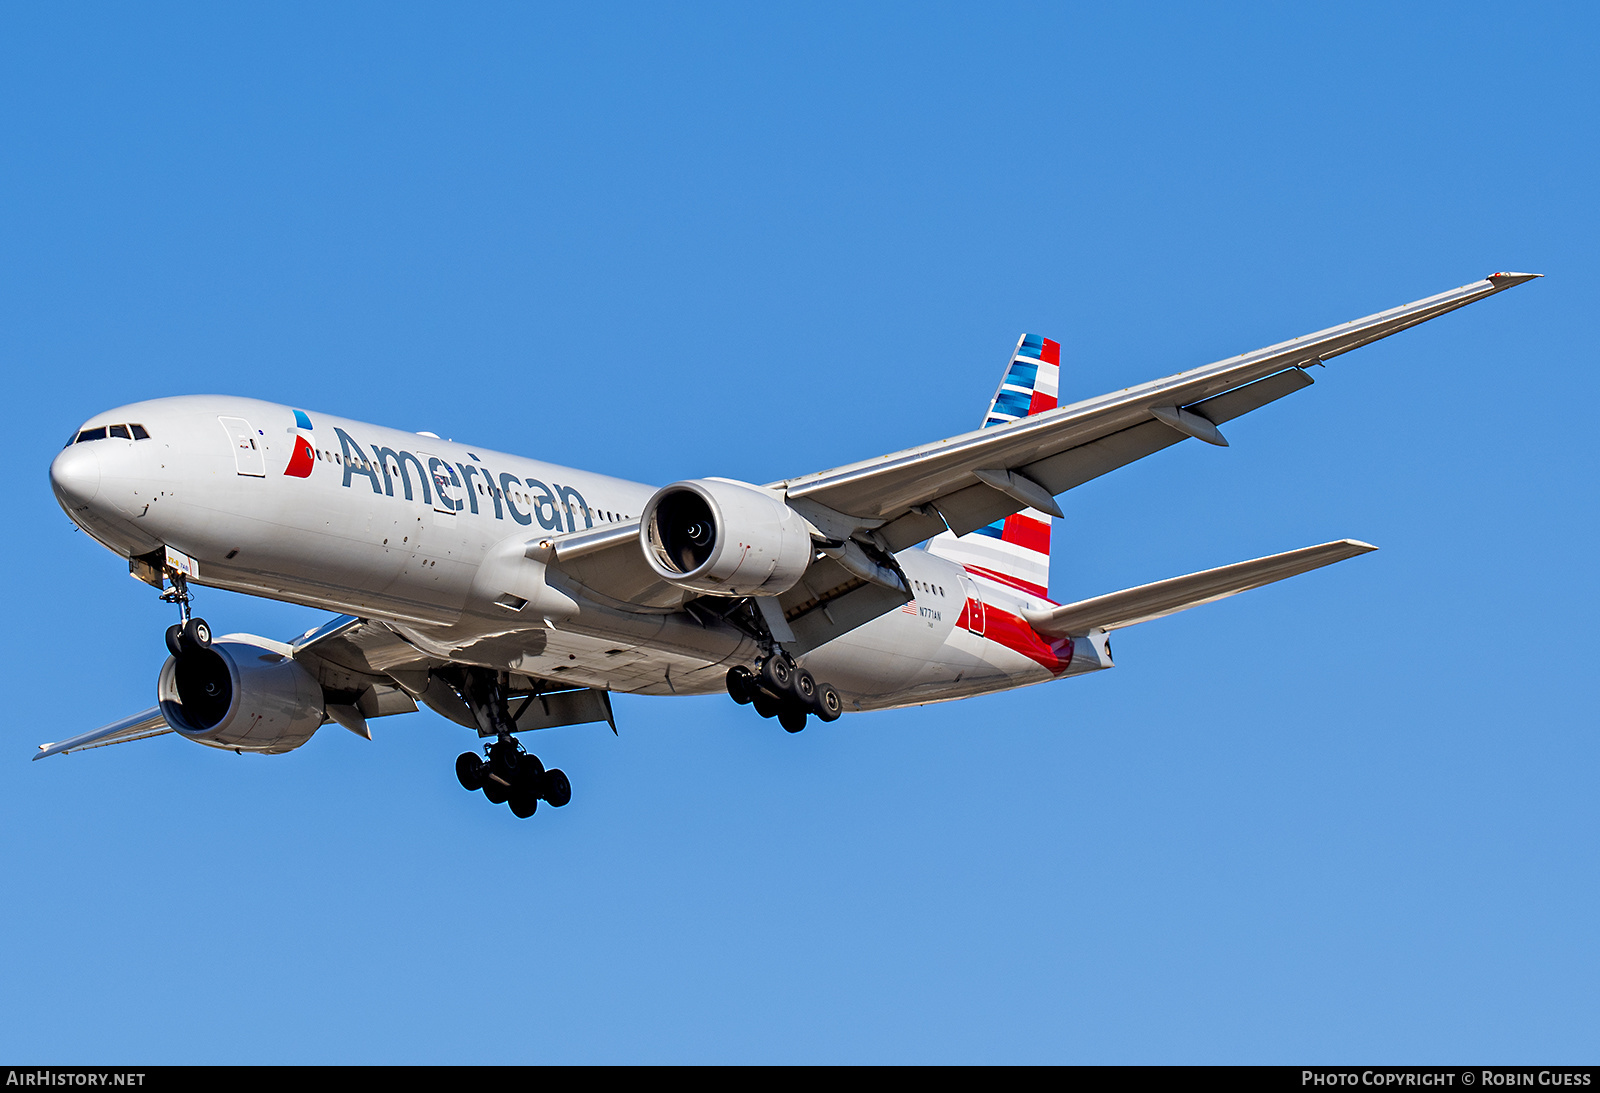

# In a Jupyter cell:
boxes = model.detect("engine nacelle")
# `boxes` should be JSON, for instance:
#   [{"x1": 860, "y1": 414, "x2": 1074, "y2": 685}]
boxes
[
  {"x1": 640, "y1": 478, "x2": 814, "y2": 597},
  {"x1": 157, "y1": 638, "x2": 325, "y2": 753}
]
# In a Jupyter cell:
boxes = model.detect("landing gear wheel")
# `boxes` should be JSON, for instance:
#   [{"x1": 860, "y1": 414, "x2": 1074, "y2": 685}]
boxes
[
  {"x1": 508, "y1": 788, "x2": 539, "y2": 818},
  {"x1": 489, "y1": 739, "x2": 530, "y2": 780},
  {"x1": 165, "y1": 624, "x2": 184, "y2": 658},
  {"x1": 482, "y1": 777, "x2": 510, "y2": 805},
  {"x1": 752, "y1": 692, "x2": 779, "y2": 719},
  {"x1": 181, "y1": 617, "x2": 211, "y2": 652},
  {"x1": 455, "y1": 752, "x2": 485, "y2": 791},
  {"x1": 814, "y1": 682, "x2": 843, "y2": 722},
  {"x1": 543, "y1": 768, "x2": 572, "y2": 808},
  {"x1": 779, "y1": 708, "x2": 808, "y2": 734},
  {"x1": 761, "y1": 655, "x2": 795, "y2": 694},
  {"x1": 518, "y1": 751, "x2": 546, "y2": 781},
  {"x1": 726, "y1": 665, "x2": 755, "y2": 705},
  {"x1": 793, "y1": 669, "x2": 817, "y2": 705}
]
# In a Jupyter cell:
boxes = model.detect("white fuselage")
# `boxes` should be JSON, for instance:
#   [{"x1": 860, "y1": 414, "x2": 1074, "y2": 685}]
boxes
[{"x1": 51, "y1": 396, "x2": 1105, "y2": 713}]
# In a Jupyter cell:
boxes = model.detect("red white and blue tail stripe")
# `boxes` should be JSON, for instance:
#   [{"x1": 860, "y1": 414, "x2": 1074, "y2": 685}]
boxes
[{"x1": 926, "y1": 334, "x2": 1060, "y2": 600}]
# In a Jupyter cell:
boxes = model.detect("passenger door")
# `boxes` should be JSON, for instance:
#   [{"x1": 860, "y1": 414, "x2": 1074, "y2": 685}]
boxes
[{"x1": 219, "y1": 417, "x2": 266, "y2": 477}]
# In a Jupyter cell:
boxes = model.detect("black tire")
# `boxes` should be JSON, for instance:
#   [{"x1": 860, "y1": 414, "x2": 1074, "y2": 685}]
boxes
[
  {"x1": 489, "y1": 741, "x2": 527, "y2": 780},
  {"x1": 726, "y1": 665, "x2": 754, "y2": 705},
  {"x1": 779, "y1": 708, "x2": 808, "y2": 734},
  {"x1": 483, "y1": 777, "x2": 510, "y2": 805},
  {"x1": 761, "y1": 655, "x2": 794, "y2": 694},
  {"x1": 793, "y1": 669, "x2": 817, "y2": 705},
  {"x1": 508, "y1": 789, "x2": 538, "y2": 818},
  {"x1": 751, "y1": 691, "x2": 779, "y2": 719},
  {"x1": 543, "y1": 768, "x2": 572, "y2": 808},
  {"x1": 180, "y1": 617, "x2": 211, "y2": 653},
  {"x1": 814, "y1": 682, "x2": 843, "y2": 722},
  {"x1": 455, "y1": 752, "x2": 485, "y2": 791},
  {"x1": 165, "y1": 624, "x2": 184, "y2": 658}
]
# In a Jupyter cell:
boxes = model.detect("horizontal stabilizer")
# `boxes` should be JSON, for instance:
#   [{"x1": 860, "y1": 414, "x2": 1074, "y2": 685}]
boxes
[
  {"x1": 1022, "y1": 539, "x2": 1377, "y2": 638},
  {"x1": 35, "y1": 707, "x2": 171, "y2": 760}
]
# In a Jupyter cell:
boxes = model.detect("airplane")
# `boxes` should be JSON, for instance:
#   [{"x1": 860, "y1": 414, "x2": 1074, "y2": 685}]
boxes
[{"x1": 39, "y1": 272, "x2": 1539, "y2": 818}]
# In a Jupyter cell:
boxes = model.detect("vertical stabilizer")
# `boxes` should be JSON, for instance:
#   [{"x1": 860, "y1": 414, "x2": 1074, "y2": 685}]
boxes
[{"x1": 925, "y1": 334, "x2": 1059, "y2": 599}]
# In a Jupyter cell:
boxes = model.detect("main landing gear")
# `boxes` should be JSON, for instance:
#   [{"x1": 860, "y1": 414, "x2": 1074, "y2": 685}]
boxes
[
  {"x1": 451, "y1": 667, "x2": 571, "y2": 820},
  {"x1": 726, "y1": 653, "x2": 843, "y2": 733},
  {"x1": 455, "y1": 739, "x2": 571, "y2": 819}
]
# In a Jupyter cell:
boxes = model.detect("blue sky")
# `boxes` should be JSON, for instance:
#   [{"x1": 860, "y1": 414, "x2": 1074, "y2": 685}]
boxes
[{"x1": 1, "y1": 3, "x2": 1594, "y2": 1063}]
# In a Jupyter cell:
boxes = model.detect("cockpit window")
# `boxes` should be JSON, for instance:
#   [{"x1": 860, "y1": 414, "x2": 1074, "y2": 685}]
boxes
[{"x1": 73, "y1": 423, "x2": 151, "y2": 444}]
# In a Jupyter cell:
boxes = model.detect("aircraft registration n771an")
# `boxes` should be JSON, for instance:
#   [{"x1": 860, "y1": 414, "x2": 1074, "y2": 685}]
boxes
[{"x1": 42, "y1": 273, "x2": 1539, "y2": 818}]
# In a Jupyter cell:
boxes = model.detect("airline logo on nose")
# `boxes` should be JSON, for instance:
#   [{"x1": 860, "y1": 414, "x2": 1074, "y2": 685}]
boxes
[{"x1": 284, "y1": 409, "x2": 315, "y2": 478}]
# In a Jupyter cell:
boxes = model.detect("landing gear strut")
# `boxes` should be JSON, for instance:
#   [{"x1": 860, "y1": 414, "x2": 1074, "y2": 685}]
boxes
[
  {"x1": 451, "y1": 669, "x2": 572, "y2": 819},
  {"x1": 727, "y1": 653, "x2": 843, "y2": 733},
  {"x1": 159, "y1": 572, "x2": 212, "y2": 657}
]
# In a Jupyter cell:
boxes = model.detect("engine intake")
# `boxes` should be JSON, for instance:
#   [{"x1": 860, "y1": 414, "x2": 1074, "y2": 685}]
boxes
[
  {"x1": 158, "y1": 639, "x2": 325, "y2": 753},
  {"x1": 640, "y1": 478, "x2": 813, "y2": 597}
]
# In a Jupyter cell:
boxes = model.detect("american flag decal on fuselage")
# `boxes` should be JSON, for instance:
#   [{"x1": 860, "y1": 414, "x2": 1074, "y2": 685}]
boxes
[{"x1": 925, "y1": 333, "x2": 1059, "y2": 600}]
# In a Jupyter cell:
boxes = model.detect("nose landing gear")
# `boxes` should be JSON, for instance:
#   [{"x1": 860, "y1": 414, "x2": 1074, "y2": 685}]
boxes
[
  {"x1": 164, "y1": 617, "x2": 212, "y2": 657},
  {"x1": 159, "y1": 571, "x2": 212, "y2": 657},
  {"x1": 727, "y1": 654, "x2": 842, "y2": 733}
]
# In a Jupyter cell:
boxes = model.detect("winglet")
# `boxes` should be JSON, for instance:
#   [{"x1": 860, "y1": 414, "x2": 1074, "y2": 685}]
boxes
[{"x1": 1486, "y1": 272, "x2": 1542, "y2": 288}]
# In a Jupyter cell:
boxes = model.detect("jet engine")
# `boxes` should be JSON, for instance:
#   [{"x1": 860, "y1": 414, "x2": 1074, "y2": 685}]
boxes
[
  {"x1": 157, "y1": 639, "x2": 326, "y2": 753},
  {"x1": 639, "y1": 478, "x2": 814, "y2": 597}
]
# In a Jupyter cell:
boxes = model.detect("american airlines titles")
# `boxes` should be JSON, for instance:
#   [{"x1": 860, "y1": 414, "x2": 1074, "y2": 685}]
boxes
[{"x1": 331, "y1": 427, "x2": 595, "y2": 533}]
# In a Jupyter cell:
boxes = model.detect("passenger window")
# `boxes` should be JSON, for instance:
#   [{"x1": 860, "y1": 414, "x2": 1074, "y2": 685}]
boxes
[
  {"x1": 109, "y1": 424, "x2": 130, "y2": 439},
  {"x1": 76, "y1": 427, "x2": 107, "y2": 443},
  {"x1": 130, "y1": 424, "x2": 150, "y2": 440}
]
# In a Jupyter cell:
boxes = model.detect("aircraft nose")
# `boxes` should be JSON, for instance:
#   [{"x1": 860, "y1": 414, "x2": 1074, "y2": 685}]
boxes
[{"x1": 50, "y1": 443, "x2": 101, "y2": 509}]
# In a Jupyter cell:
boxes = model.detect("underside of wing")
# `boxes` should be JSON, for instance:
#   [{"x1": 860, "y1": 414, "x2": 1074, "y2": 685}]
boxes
[{"x1": 291, "y1": 614, "x2": 619, "y2": 736}]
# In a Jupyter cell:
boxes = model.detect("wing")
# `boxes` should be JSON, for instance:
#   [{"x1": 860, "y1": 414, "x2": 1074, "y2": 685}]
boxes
[
  {"x1": 34, "y1": 708, "x2": 171, "y2": 759},
  {"x1": 513, "y1": 274, "x2": 1534, "y2": 649},
  {"x1": 1021, "y1": 539, "x2": 1377, "y2": 637},
  {"x1": 32, "y1": 616, "x2": 431, "y2": 758},
  {"x1": 35, "y1": 611, "x2": 619, "y2": 758},
  {"x1": 781, "y1": 273, "x2": 1540, "y2": 552}
]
